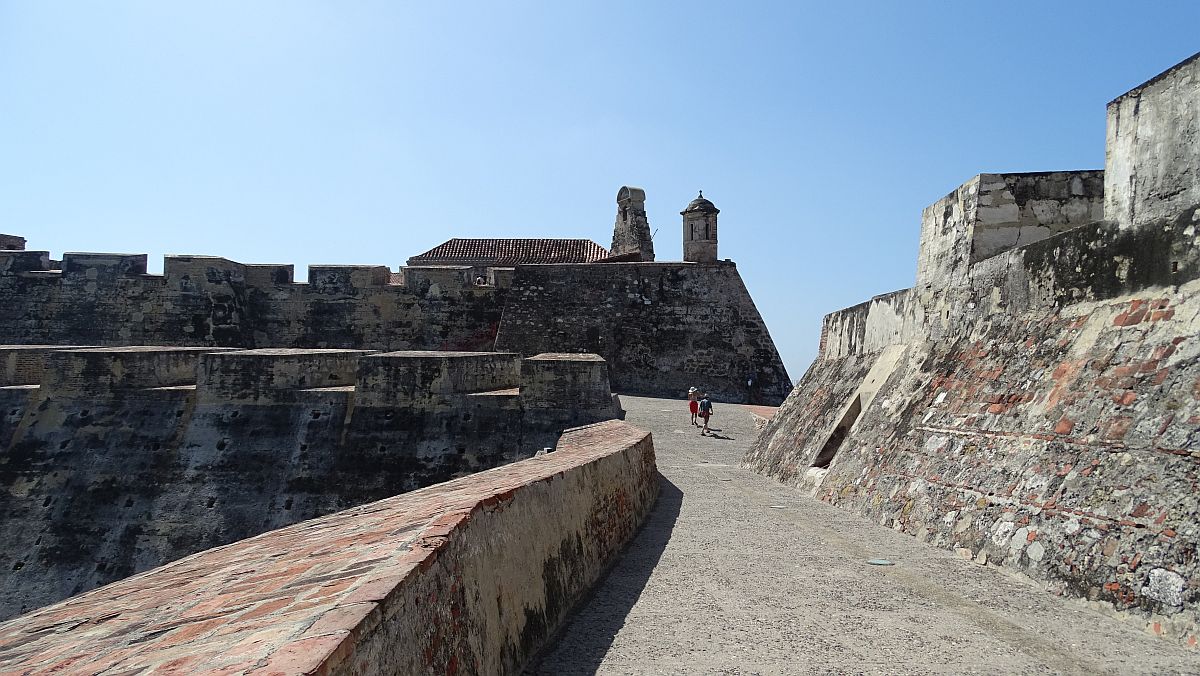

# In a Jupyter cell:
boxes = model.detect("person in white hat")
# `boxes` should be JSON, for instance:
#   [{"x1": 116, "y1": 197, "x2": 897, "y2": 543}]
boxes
[{"x1": 688, "y1": 387, "x2": 700, "y2": 426}]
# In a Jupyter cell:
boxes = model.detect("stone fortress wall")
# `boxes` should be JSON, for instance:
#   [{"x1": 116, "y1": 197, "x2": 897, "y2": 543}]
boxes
[
  {"x1": 0, "y1": 419, "x2": 658, "y2": 675},
  {"x1": 0, "y1": 345, "x2": 620, "y2": 620},
  {"x1": 0, "y1": 189, "x2": 789, "y2": 405},
  {"x1": 0, "y1": 251, "x2": 508, "y2": 352},
  {"x1": 496, "y1": 261, "x2": 792, "y2": 405},
  {"x1": 747, "y1": 52, "x2": 1200, "y2": 645}
]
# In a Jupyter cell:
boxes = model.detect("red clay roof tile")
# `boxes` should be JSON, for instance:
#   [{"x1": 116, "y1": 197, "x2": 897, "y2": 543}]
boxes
[{"x1": 408, "y1": 238, "x2": 609, "y2": 265}]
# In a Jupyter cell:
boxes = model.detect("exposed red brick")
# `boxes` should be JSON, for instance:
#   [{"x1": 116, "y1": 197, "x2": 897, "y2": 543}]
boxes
[
  {"x1": 1150, "y1": 309, "x2": 1175, "y2": 321},
  {"x1": 1104, "y1": 417, "x2": 1133, "y2": 441}
]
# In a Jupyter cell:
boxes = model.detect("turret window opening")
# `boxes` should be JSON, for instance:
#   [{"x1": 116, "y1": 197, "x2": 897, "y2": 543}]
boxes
[{"x1": 704, "y1": 221, "x2": 710, "y2": 239}]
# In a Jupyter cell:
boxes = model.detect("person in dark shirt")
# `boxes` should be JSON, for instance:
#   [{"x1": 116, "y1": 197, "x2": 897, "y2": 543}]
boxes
[{"x1": 698, "y1": 394, "x2": 714, "y2": 435}]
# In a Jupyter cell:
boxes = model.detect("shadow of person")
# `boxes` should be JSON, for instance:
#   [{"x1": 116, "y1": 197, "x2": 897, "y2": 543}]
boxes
[
  {"x1": 704, "y1": 432, "x2": 735, "y2": 440},
  {"x1": 530, "y1": 474, "x2": 684, "y2": 674}
]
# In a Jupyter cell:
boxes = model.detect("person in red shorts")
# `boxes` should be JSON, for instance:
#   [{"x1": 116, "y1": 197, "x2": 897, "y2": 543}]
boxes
[{"x1": 688, "y1": 387, "x2": 699, "y2": 426}]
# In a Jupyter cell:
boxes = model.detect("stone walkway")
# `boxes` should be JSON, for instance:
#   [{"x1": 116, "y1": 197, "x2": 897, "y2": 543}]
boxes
[{"x1": 537, "y1": 396, "x2": 1200, "y2": 675}]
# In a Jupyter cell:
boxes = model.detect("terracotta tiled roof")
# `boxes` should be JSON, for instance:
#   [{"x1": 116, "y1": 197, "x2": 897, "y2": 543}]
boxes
[{"x1": 408, "y1": 238, "x2": 609, "y2": 265}]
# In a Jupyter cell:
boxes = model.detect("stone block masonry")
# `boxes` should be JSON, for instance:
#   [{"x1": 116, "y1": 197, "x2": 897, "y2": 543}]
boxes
[
  {"x1": 0, "y1": 347, "x2": 624, "y2": 620},
  {"x1": 0, "y1": 253, "x2": 508, "y2": 351},
  {"x1": 1106, "y1": 51, "x2": 1200, "y2": 231},
  {"x1": 0, "y1": 240, "x2": 792, "y2": 406},
  {"x1": 495, "y1": 262, "x2": 792, "y2": 405},
  {"x1": 747, "y1": 52, "x2": 1200, "y2": 647},
  {"x1": 0, "y1": 419, "x2": 658, "y2": 675},
  {"x1": 0, "y1": 234, "x2": 25, "y2": 251}
]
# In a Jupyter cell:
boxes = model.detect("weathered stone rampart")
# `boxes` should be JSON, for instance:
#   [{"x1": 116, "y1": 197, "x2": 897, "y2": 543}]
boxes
[
  {"x1": 747, "y1": 53, "x2": 1200, "y2": 646},
  {"x1": 0, "y1": 245, "x2": 790, "y2": 404},
  {"x1": 0, "y1": 419, "x2": 658, "y2": 675},
  {"x1": 1106, "y1": 52, "x2": 1200, "y2": 231},
  {"x1": 495, "y1": 262, "x2": 791, "y2": 404},
  {"x1": 0, "y1": 253, "x2": 507, "y2": 351},
  {"x1": 0, "y1": 347, "x2": 621, "y2": 619}
]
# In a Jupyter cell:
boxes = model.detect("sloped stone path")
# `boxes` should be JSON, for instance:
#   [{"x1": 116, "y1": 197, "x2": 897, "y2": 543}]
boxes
[{"x1": 538, "y1": 396, "x2": 1199, "y2": 675}]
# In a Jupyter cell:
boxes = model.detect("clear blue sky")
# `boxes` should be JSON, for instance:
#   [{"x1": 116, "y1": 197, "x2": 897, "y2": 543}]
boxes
[{"x1": 2, "y1": 2, "x2": 1197, "y2": 376}]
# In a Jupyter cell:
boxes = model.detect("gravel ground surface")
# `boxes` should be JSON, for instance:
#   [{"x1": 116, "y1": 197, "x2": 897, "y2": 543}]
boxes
[{"x1": 535, "y1": 395, "x2": 1200, "y2": 675}]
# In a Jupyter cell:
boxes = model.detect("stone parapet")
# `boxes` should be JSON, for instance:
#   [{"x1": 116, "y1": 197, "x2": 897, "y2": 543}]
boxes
[
  {"x1": 0, "y1": 346, "x2": 92, "y2": 386},
  {"x1": 197, "y1": 348, "x2": 372, "y2": 403},
  {"x1": 0, "y1": 250, "x2": 51, "y2": 274},
  {"x1": 495, "y1": 262, "x2": 792, "y2": 405},
  {"x1": 521, "y1": 353, "x2": 617, "y2": 421},
  {"x1": 41, "y1": 346, "x2": 231, "y2": 396},
  {"x1": 1106, "y1": 51, "x2": 1200, "y2": 230},
  {"x1": 402, "y1": 265, "x2": 473, "y2": 291},
  {"x1": 915, "y1": 171, "x2": 1105, "y2": 293},
  {"x1": 354, "y1": 350, "x2": 520, "y2": 407},
  {"x1": 61, "y1": 252, "x2": 148, "y2": 280},
  {"x1": 308, "y1": 265, "x2": 391, "y2": 294},
  {"x1": 0, "y1": 419, "x2": 658, "y2": 675}
]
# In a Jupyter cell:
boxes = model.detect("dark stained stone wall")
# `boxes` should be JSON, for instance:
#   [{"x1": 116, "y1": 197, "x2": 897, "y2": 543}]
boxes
[
  {"x1": 0, "y1": 252, "x2": 790, "y2": 404},
  {"x1": 0, "y1": 254, "x2": 507, "y2": 352},
  {"x1": 0, "y1": 348, "x2": 620, "y2": 620},
  {"x1": 494, "y1": 262, "x2": 792, "y2": 405}
]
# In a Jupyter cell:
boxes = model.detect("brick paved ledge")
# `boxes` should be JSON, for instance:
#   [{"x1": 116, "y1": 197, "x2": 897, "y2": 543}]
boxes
[{"x1": 0, "y1": 420, "x2": 657, "y2": 675}]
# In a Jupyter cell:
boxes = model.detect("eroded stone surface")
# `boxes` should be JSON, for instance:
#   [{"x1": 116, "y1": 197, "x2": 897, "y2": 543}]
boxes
[
  {"x1": 747, "y1": 52, "x2": 1200, "y2": 647},
  {"x1": 0, "y1": 420, "x2": 658, "y2": 675},
  {"x1": 0, "y1": 348, "x2": 622, "y2": 620},
  {"x1": 539, "y1": 396, "x2": 1200, "y2": 674}
]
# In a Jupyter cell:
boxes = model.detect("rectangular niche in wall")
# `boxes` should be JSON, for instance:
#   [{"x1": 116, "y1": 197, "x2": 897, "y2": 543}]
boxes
[{"x1": 811, "y1": 394, "x2": 862, "y2": 469}]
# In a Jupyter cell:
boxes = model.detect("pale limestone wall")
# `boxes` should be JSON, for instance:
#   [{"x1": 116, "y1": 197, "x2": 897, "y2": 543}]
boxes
[
  {"x1": 1106, "y1": 52, "x2": 1200, "y2": 230},
  {"x1": 817, "y1": 289, "x2": 924, "y2": 361},
  {"x1": 0, "y1": 420, "x2": 658, "y2": 676},
  {"x1": 915, "y1": 171, "x2": 1105, "y2": 295},
  {"x1": 748, "y1": 54, "x2": 1200, "y2": 647},
  {"x1": 971, "y1": 172, "x2": 1105, "y2": 261},
  {"x1": 915, "y1": 176, "x2": 979, "y2": 292}
]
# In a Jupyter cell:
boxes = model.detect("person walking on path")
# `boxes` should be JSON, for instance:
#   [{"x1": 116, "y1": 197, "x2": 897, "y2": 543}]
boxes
[
  {"x1": 688, "y1": 387, "x2": 700, "y2": 426},
  {"x1": 698, "y1": 394, "x2": 714, "y2": 435}
]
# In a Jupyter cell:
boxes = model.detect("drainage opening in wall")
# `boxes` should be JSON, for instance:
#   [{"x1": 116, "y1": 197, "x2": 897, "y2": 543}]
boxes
[{"x1": 811, "y1": 394, "x2": 862, "y2": 469}]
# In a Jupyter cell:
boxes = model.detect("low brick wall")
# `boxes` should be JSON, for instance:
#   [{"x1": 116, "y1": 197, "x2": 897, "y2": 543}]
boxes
[{"x1": 0, "y1": 419, "x2": 658, "y2": 675}]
